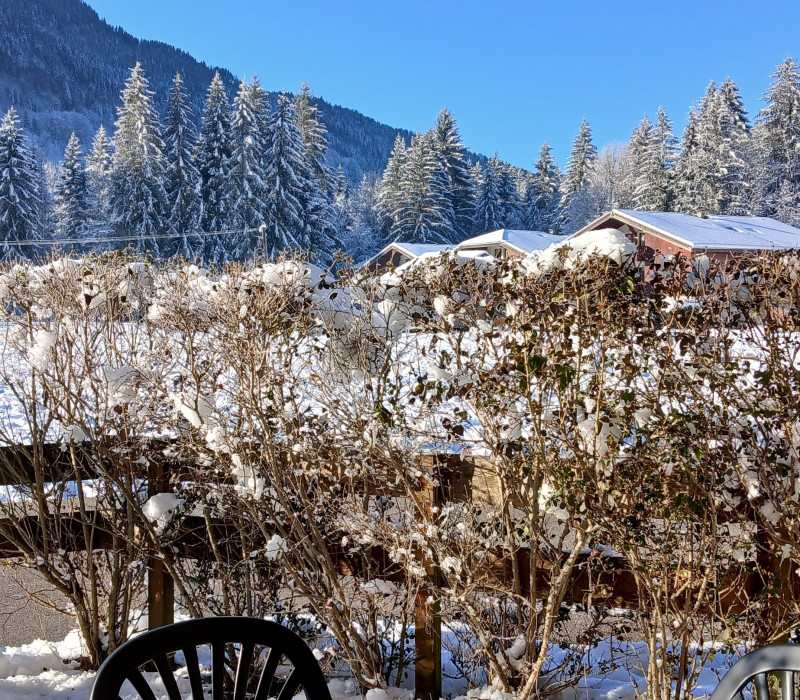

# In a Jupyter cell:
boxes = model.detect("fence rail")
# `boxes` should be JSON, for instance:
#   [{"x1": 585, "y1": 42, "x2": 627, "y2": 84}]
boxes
[{"x1": 0, "y1": 441, "x2": 786, "y2": 699}]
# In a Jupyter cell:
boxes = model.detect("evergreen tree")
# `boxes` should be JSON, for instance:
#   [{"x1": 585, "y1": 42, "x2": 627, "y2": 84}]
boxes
[
  {"x1": 262, "y1": 92, "x2": 312, "y2": 256},
  {"x1": 694, "y1": 81, "x2": 725, "y2": 214},
  {"x1": 0, "y1": 107, "x2": 41, "y2": 258},
  {"x1": 340, "y1": 175, "x2": 383, "y2": 262},
  {"x1": 377, "y1": 135, "x2": 408, "y2": 241},
  {"x1": 34, "y1": 158, "x2": 55, "y2": 244},
  {"x1": 756, "y1": 57, "x2": 800, "y2": 218},
  {"x1": 110, "y1": 62, "x2": 167, "y2": 255},
  {"x1": 523, "y1": 143, "x2": 561, "y2": 232},
  {"x1": 197, "y1": 71, "x2": 233, "y2": 254},
  {"x1": 163, "y1": 72, "x2": 202, "y2": 257},
  {"x1": 331, "y1": 164, "x2": 353, "y2": 247},
  {"x1": 86, "y1": 124, "x2": 113, "y2": 237},
  {"x1": 334, "y1": 164, "x2": 349, "y2": 200},
  {"x1": 642, "y1": 107, "x2": 678, "y2": 212},
  {"x1": 674, "y1": 109, "x2": 703, "y2": 214},
  {"x1": 560, "y1": 119, "x2": 597, "y2": 225},
  {"x1": 496, "y1": 161, "x2": 522, "y2": 228},
  {"x1": 226, "y1": 76, "x2": 269, "y2": 260},
  {"x1": 54, "y1": 132, "x2": 88, "y2": 240},
  {"x1": 293, "y1": 83, "x2": 338, "y2": 261},
  {"x1": 433, "y1": 108, "x2": 474, "y2": 238},
  {"x1": 717, "y1": 77, "x2": 751, "y2": 214},
  {"x1": 474, "y1": 157, "x2": 503, "y2": 233},
  {"x1": 391, "y1": 132, "x2": 454, "y2": 244},
  {"x1": 294, "y1": 83, "x2": 330, "y2": 189},
  {"x1": 618, "y1": 115, "x2": 653, "y2": 209}
]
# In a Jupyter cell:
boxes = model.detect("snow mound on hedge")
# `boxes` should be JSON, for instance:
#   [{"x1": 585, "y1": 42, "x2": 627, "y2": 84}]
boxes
[{"x1": 524, "y1": 228, "x2": 637, "y2": 275}]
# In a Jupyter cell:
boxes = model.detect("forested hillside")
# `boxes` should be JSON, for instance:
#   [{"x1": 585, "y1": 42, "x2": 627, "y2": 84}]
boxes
[{"x1": 0, "y1": 0, "x2": 413, "y2": 179}]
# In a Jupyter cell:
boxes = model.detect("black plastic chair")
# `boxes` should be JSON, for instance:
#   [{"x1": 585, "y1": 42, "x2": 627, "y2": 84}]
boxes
[
  {"x1": 90, "y1": 616, "x2": 333, "y2": 700},
  {"x1": 709, "y1": 645, "x2": 800, "y2": 700}
]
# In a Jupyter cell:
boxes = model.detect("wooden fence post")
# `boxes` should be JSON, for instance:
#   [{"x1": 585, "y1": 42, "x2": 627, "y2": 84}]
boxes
[
  {"x1": 414, "y1": 456, "x2": 449, "y2": 700},
  {"x1": 147, "y1": 460, "x2": 174, "y2": 630}
]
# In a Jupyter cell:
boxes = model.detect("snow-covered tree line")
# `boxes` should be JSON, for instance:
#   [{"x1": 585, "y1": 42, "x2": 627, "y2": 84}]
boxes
[
  {"x1": 375, "y1": 57, "x2": 800, "y2": 243},
  {"x1": 0, "y1": 63, "x2": 345, "y2": 263},
  {"x1": 5, "y1": 57, "x2": 800, "y2": 261},
  {"x1": 375, "y1": 110, "x2": 561, "y2": 245},
  {"x1": 559, "y1": 57, "x2": 800, "y2": 232}
]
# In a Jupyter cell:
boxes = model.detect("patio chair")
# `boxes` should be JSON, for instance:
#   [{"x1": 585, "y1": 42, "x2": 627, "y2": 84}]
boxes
[
  {"x1": 90, "y1": 616, "x2": 333, "y2": 700},
  {"x1": 709, "y1": 644, "x2": 800, "y2": 700}
]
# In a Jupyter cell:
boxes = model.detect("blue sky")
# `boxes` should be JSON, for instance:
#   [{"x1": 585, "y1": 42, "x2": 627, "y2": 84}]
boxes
[{"x1": 85, "y1": 0, "x2": 800, "y2": 170}]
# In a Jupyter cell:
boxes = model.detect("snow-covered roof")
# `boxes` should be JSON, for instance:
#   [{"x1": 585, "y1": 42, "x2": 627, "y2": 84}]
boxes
[
  {"x1": 576, "y1": 209, "x2": 800, "y2": 252},
  {"x1": 457, "y1": 229, "x2": 563, "y2": 255},
  {"x1": 390, "y1": 242, "x2": 452, "y2": 258}
]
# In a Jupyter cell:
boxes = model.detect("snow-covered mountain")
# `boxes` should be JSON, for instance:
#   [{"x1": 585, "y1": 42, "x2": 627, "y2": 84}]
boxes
[{"x1": 0, "y1": 0, "x2": 420, "y2": 180}]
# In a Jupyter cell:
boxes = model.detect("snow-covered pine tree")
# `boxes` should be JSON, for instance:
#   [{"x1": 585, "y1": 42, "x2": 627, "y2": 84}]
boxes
[
  {"x1": 35, "y1": 158, "x2": 56, "y2": 245},
  {"x1": 110, "y1": 62, "x2": 168, "y2": 256},
  {"x1": 433, "y1": 108, "x2": 474, "y2": 238},
  {"x1": 618, "y1": 115, "x2": 653, "y2": 209},
  {"x1": 226, "y1": 76, "x2": 269, "y2": 261},
  {"x1": 523, "y1": 143, "x2": 561, "y2": 233},
  {"x1": 334, "y1": 164, "x2": 348, "y2": 200},
  {"x1": 163, "y1": 72, "x2": 202, "y2": 258},
  {"x1": 496, "y1": 161, "x2": 522, "y2": 228},
  {"x1": 197, "y1": 71, "x2": 234, "y2": 259},
  {"x1": 339, "y1": 175, "x2": 383, "y2": 262},
  {"x1": 717, "y1": 77, "x2": 751, "y2": 215},
  {"x1": 0, "y1": 106, "x2": 41, "y2": 258},
  {"x1": 693, "y1": 81, "x2": 728, "y2": 214},
  {"x1": 641, "y1": 106, "x2": 677, "y2": 212},
  {"x1": 54, "y1": 132, "x2": 89, "y2": 241},
  {"x1": 331, "y1": 164, "x2": 352, "y2": 248},
  {"x1": 755, "y1": 57, "x2": 800, "y2": 219},
  {"x1": 294, "y1": 83, "x2": 330, "y2": 191},
  {"x1": 377, "y1": 135, "x2": 408, "y2": 241},
  {"x1": 293, "y1": 83, "x2": 338, "y2": 262},
  {"x1": 86, "y1": 124, "x2": 113, "y2": 238},
  {"x1": 391, "y1": 131, "x2": 454, "y2": 244},
  {"x1": 262, "y1": 92, "x2": 313, "y2": 257},
  {"x1": 674, "y1": 109, "x2": 703, "y2": 214},
  {"x1": 774, "y1": 179, "x2": 800, "y2": 227},
  {"x1": 560, "y1": 119, "x2": 597, "y2": 228},
  {"x1": 474, "y1": 157, "x2": 503, "y2": 234}
]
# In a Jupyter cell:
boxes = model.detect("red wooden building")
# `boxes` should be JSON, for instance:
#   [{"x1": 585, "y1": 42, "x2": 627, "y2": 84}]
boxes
[{"x1": 573, "y1": 209, "x2": 800, "y2": 263}]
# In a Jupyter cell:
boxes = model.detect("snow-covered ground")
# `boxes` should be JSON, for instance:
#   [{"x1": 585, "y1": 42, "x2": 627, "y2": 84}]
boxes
[{"x1": 0, "y1": 622, "x2": 741, "y2": 700}]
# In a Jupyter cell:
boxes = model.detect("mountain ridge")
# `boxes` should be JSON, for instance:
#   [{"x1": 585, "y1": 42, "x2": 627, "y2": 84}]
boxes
[{"x1": 0, "y1": 0, "x2": 443, "y2": 181}]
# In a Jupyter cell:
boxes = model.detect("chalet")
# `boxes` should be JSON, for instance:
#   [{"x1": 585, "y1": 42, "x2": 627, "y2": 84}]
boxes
[
  {"x1": 455, "y1": 229, "x2": 564, "y2": 260},
  {"x1": 367, "y1": 229, "x2": 563, "y2": 274},
  {"x1": 573, "y1": 209, "x2": 800, "y2": 263},
  {"x1": 364, "y1": 242, "x2": 451, "y2": 274}
]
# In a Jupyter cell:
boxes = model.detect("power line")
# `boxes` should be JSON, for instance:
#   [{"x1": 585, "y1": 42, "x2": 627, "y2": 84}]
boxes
[{"x1": 0, "y1": 227, "x2": 261, "y2": 247}]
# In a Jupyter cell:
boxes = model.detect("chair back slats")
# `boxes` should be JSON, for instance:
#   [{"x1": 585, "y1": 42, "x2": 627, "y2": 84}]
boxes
[
  {"x1": 91, "y1": 617, "x2": 332, "y2": 700},
  {"x1": 181, "y1": 645, "x2": 204, "y2": 700},
  {"x1": 254, "y1": 646, "x2": 282, "y2": 700},
  {"x1": 754, "y1": 672, "x2": 769, "y2": 700},
  {"x1": 233, "y1": 641, "x2": 256, "y2": 700},
  {"x1": 784, "y1": 671, "x2": 796, "y2": 700},
  {"x1": 154, "y1": 653, "x2": 183, "y2": 700},
  {"x1": 212, "y1": 641, "x2": 226, "y2": 700},
  {"x1": 127, "y1": 668, "x2": 159, "y2": 700},
  {"x1": 710, "y1": 646, "x2": 800, "y2": 700},
  {"x1": 276, "y1": 667, "x2": 303, "y2": 700}
]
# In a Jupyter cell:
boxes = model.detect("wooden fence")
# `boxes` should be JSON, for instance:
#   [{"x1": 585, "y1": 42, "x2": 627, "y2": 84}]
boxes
[{"x1": 0, "y1": 442, "x2": 787, "y2": 700}]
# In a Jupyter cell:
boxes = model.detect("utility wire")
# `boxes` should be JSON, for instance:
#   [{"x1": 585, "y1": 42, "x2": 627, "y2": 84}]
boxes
[{"x1": 0, "y1": 227, "x2": 261, "y2": 247}]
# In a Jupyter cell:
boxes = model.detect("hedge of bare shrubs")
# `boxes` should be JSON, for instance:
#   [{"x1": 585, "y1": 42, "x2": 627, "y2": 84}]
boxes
[{"x1": 0, "y1": 247, "x2": 798, "y2": 700}]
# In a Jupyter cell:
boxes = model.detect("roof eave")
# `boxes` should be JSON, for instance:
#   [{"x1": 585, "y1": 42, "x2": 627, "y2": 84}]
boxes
[{"x1": 575, "y1": 209, "x2": 696, "y2": 250}]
